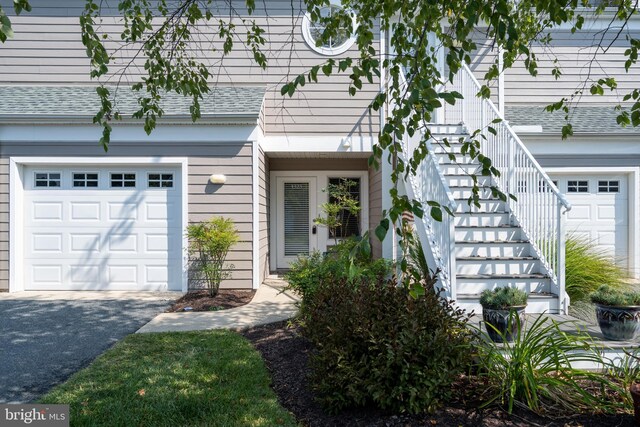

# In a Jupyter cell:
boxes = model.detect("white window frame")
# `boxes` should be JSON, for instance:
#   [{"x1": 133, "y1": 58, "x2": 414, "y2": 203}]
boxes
[
  {"x1": 9, "y1": 157, "x2": 189, "y2": 293},
  {"x1": 72, "y1": 171, "x2": 100, "y2": 189},
  {"x1": 33, "y1": 171, "x2": 62, "y2": 189},
  {"x1": 301, "y1": 2, "x2": 358, "y2": 56},
  {"x1": 147, "y1": 172, "x2": 175, "y2": 189},
  {"x1": 109, "y1": 171, "x2": 138, "y2": 189}
]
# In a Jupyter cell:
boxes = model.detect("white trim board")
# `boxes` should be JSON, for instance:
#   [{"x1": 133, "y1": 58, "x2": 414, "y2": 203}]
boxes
[
  {"x1": 269, "y1": 170, "x2": 370, "y2": 271},
  {"x1": 9, "y1": 156, "x2": 190, "y2": 293},
  {"x1": 0, "y1": 123, "x2": 261, "y2": 144},
  {"x1": 251, "y1": 142, "x2": 260, "y2": 289},
  {"x1": 545, "y1": 166, "x2": 640, "y2": 280},
  {"x1": 262, "y1": 135, "x2": 374, "y2": 153}
]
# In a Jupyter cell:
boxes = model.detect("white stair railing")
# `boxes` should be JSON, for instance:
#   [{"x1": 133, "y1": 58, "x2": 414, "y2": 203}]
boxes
[
  {"x1": 443, "y1": 64, "x2": 573, "y2": 313},
  {"x1": 400, "y1": 132, "x2": 458, "y2": 299}
]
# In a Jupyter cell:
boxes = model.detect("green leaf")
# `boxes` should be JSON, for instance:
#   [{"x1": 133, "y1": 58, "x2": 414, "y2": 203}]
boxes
[
  {"x1": 430, "y1": 207, "x2": 443, "y2": 222},
  {"x1": 375, "y1": 219, "x2": 389, "y2": 242}
]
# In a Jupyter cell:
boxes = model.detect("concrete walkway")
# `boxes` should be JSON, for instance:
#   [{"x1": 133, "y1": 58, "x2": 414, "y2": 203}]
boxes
[{"x1": 137, "y1": 276, "x2": 299, "y2": 333}]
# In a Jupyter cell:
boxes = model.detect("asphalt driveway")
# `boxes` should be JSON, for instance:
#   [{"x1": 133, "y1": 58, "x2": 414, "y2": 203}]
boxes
[{"x1": 0, "y1": 292, "x2": 178, "y2": 403}]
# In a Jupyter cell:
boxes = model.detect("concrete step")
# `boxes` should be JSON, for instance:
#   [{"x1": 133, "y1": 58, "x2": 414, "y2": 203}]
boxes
[
  {"x1": 455, "y1": 198, "x2": 507, "y2": 213},
  {"x1": 456, "y1": 291, "x2": 560, "y2": 314},
  {"x1": 455, "y1": 212, "x2": 511, "y2": 227},
  {"x1": 456, "y1": 257, "x2": 542, "y2": 275},
  {"x1": 455, "y1": 225, "x2": 522, "y2": 241},
  {"x1": 455, "y1": 240, "x2": 532, "y2": 258},
  {"x1": 445, "y1": 174, "x2": 493, "y2": 187}
]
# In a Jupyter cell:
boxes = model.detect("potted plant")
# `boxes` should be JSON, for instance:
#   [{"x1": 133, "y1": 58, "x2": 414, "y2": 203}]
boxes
[
  {"x1": 480, "y1": 287, "x2": 528, "y2": 343},
  {"x1": 590, "y1": 285, "x2": 640, "y2": 341}
]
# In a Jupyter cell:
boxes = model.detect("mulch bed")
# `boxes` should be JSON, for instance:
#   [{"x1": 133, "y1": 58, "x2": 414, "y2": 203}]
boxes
[
  {"x1": 167, "y1": 289, "x2": 255, "y2": 312},
  {"x1": 242, "y1": 321, "x2": 636, "y2": 427}
]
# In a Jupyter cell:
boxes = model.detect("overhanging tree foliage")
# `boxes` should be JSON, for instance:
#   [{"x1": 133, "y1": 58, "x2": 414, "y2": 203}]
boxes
[{"x1": 2, "y1": 0, "x2": 639, "y2": 245}]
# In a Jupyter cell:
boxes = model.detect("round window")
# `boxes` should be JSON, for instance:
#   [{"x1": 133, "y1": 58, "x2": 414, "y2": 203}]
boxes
[{"x1": 301, "y1": 4, "x2": 357, "y2": 56}]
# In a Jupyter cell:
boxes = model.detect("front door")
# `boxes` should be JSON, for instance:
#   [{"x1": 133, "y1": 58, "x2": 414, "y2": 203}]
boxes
[{"x1": 276, "y1": 177, "x2": 318, "y2": 269}]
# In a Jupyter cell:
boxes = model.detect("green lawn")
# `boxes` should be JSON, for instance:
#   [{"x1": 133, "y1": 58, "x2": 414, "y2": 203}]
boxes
[{"x1": 40, "y1": 330, "x2": 297, "y2": 427}]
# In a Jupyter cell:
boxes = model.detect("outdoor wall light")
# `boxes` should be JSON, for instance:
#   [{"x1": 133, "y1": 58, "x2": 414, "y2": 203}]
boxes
[{"x1": 209, "y1": 174, "x2": 227, "y2": 184}]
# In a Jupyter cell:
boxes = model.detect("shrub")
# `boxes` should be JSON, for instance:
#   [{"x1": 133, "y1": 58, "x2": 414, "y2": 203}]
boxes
[
  {"x1": 474, "y1": 314, "x2": 626, "y2": 415},
  {"x1": 284, "y1": 236, "x2": 391, "y2": 303},
  {"x1": 565, "y1": 234, "x2": 629, "y2": 302},
  {"x1": 187, "y1": 217, "x2": 239, "y2": 297},
  {"x1": 590, "y1": 284, "x2": 640, "y2": 306},
  {"x1": 303, "y1": 277, "x2": 473, "y2": 414},
  {"x1": 479, "y1": 287, "x2": 528, "y2": 309}
]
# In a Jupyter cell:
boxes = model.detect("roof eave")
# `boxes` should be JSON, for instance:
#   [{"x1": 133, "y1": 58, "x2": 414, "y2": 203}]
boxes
[{"x1": 0, "y1": 113, "x2": 261, "y2": 126}]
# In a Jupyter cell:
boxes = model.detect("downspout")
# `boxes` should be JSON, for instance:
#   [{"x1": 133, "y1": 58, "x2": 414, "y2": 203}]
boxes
[
  {"x1": 498, "y1": 46, "x2": 505, "y2": 115},
  {"x1": 379, "y1": 28, "x2": 397, "y2": 265}
]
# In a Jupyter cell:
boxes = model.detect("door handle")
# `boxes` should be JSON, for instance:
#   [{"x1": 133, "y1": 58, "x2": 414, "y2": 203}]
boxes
[{"x1": 312, "y1": 225, "x2": 317, "y2": 235}]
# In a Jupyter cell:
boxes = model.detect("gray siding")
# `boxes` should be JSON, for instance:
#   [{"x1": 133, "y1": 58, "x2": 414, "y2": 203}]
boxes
[
  {"x1": 258, "y1": 147, "x2": 270, "y2": 283},
  {"x1": 368, "y1": 165, "x2": 383, "y2": 259},
  {"x1": 0, "y1": 139, "x2": 255, "y2": 290},
  {"x1": 0, "y1": 0, "x2": 379, "y2": 137},
  {"x1": 467, "y1": 29, "x2": 640, "y2": 107}
]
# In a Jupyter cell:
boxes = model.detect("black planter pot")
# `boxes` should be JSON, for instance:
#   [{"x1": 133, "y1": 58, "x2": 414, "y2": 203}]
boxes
[
  {"x1": 594, "y1": 304, "x2": 640, "y2": 341},
  {"x1": 482, "y1": 305, "x2": 526, "y2": 343}
]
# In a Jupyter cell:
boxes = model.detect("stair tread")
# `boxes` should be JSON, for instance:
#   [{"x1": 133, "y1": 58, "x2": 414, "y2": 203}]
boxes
[
  {"x1": 457, "y1": 291, "x2": 557, "y2": 299},
  {"x1": 457, "y1": 211, "x2": 509, "y2": 215},
  {"x1": 455, "y1": 240, "x2": 530, "y2": 244},
  {"x1": 457, "y1": 256, "x2": 538, "y2": 261},
  {"x1": 456, "y1": 225, "x2": 518, "y2": 229},
  {"x1": 457, "y1": 273, "x2": 549, "y2": 279}
]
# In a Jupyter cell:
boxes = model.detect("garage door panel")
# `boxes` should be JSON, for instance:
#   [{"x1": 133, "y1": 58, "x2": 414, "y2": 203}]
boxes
[
  {"x1": 23, "y1": 165, "x2": 183, "y2": 291},
  {"x1": 70, "y1": 202, "x2": 101, "y2": 221},
  {"x1": 551, "y1": 173, "x2": 629, "y2": 269},
  {"x1": 567, "y1": 204, "x2": 590, "y2": 221},
  {"x1": 32, "y1": 202, "x2": 63, "y2": 221}
]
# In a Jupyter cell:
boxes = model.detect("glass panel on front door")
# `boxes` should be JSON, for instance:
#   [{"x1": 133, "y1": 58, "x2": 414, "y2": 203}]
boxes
[{"x1": 284, "y1": 182, "x2": 310, "y2": 256}]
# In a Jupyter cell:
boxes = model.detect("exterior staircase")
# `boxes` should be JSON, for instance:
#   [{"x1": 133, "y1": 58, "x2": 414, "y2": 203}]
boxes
[
  {"x1": 431, "y1": 126, "x2": 560, "y2": 314},
  {"x1": 397, "y1": 64, "x2": 571, "y2": 315}
]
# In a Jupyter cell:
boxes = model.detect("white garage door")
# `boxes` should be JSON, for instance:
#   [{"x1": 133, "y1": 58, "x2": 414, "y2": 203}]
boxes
[
  {"x1": 23, "y1": 166, "x2": 183, "y2": 291},
  {"x1": 550, "y1": 174, "x2": 628, "y2": 268}
]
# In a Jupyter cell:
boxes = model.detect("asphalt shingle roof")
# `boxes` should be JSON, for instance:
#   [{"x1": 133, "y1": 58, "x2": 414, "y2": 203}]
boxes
[
  {"x1": 506, "y1": 105, "x2": 640, "y2": 135},
  {"x1": 0, "y1": 85, "x2": 266, "y2": 118}
]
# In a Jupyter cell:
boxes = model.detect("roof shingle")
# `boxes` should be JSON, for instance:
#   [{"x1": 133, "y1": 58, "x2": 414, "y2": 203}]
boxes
[
  {"x1": 506, "y1": 105, "x2": 640, "y2": 134},
  {"x1": 0, "y1": 85, "x2": 266, "y2": 118}
]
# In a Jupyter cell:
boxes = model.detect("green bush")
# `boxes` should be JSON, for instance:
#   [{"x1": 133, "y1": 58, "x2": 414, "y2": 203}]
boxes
[
  {"x1": 187, "y1": 216, "x2": 239, "y2": 297},
  {"x1": 565, "y1": 234, "x2": 629, "y2": 302},
  {"x1": 479, "y1": 287, "x2": 528, "y2": 309},
  {"x1": 303, "y1": 277, "x2": 472, "y2": 414},
  {"x1": 284, "y1": 237, "x2": 391, "y2": 303},
  {"x1": 590, "y1": 284, "x2": 640, "y2": 306},
  {"x1": 474, "y1": 314, "x2": 626, "y2": 415}
]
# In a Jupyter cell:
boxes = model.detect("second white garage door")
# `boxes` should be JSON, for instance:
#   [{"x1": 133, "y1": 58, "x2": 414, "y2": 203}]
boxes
[
  {"x1": 23, "y1": 165, "x2": 183, "y2": 291},
  {"x1": 550, "y1": 173, "x2": 629, "y2": 269}
]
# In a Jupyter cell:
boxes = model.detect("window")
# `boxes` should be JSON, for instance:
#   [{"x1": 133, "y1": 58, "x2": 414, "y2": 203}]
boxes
[
  {"x1": 301, "y1": 3, "x2": 357, "y2": 56},
  {"x1": 34, "y1": 172, "x2": 61, "y2": 188},
  {"x1": 517, "y1": 180, "x2": 527, "y2": 192},
  {"x1": 73, "y1": 172, "x2": 99, "y2": 188},
  {"x1": 110, "y1": 173, "x2": 136, "y2": 188},
  {"x1": 327, "y1": 177, "x2": 361, "y2": 239},
  {"x1": 148, "y1": 173, "x2": 174, "y2": 188},
  {"x1": 598, "y1": 180, "x2": 619, "y2": 193},
  {"x1": 568, "y1": 180, "x2": 589, "y2": 193}
]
